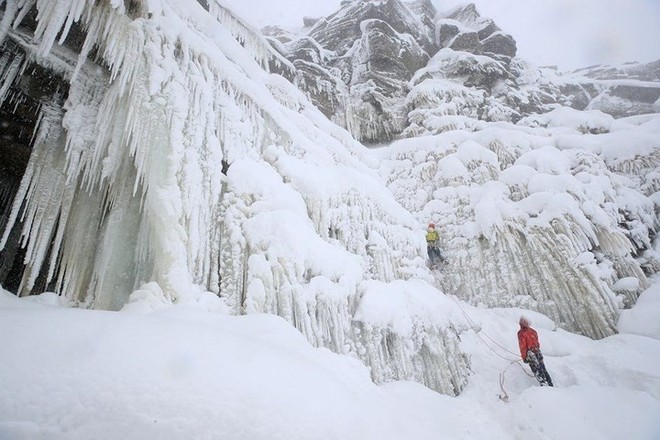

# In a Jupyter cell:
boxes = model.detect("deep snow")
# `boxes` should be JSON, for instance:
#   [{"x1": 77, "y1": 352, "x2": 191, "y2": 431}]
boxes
[{"x1": 1, "y1": 279, "x2": 659, "y2": 440}]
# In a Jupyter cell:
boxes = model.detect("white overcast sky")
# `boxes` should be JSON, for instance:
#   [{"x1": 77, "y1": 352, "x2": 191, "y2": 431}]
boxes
[{"x1": 221, "y1": 0, "x2": 660, "y2": 70}]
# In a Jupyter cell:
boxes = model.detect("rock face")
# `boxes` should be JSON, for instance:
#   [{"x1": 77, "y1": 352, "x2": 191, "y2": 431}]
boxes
[
  {"x1": 568, "y1": 61, "x2": 660, "y2": 117},
  {"x1": 267, "y1": 1, "x2": 660, "y2": 142},
  {"x1": 266, "y1": 0, "x2": 437, "y2": 143},
  {"x1": 308, "y1": 0, "x2": 435, "y2": 55},
  {"x1": 442, "y1": 3, "x2": 516, "y2": 59}
]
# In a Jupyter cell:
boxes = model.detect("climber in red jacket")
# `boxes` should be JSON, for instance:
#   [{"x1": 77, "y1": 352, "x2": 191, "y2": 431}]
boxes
[{"x1": 518, "y1": 316, "x2": 554, "y2": 387}]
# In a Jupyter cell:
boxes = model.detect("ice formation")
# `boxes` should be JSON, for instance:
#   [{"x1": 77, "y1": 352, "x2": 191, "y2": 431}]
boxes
[
  {"x1": 378, "y1": 111, "x2": 659, "y2": 339},
  {"x1": 0, "y1": 0, "x2": 469, "y2": 394}
]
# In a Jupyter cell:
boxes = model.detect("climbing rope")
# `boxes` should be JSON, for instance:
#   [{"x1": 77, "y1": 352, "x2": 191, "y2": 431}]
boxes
[
  {"x1": 447, "y1": 293, "x2": 519, "y2": 361},
  {"x1": 445, "y1": 290, "x2": 535, "y2": 402},
  {"x1": 498, "y1": 360, "x2": 533, "y2": 402}
]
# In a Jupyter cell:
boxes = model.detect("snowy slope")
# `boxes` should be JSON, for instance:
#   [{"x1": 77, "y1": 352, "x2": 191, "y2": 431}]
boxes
[{"x1": 2, "y1": 283, "x2": 660, "y2": 440}]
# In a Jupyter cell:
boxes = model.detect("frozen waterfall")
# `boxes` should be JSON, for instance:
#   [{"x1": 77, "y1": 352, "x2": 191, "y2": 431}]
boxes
[
  {"x1": 0, "y1": 0, "x2": 470, "y2": 395},
  {"x1": 378, "y1": 109, "x2": 659, "y2": 339}
]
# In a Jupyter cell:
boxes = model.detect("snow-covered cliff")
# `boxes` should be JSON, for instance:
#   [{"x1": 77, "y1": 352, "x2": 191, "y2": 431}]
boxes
[
  {"x1": 262, "y1": 0, "x2": 660, "y2": 340},
  {"x1": 378, "y1": 108, "x2": 659, "y2": 338}
]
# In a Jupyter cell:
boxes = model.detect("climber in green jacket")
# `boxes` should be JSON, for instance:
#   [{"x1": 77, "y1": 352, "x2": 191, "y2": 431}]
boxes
[{"x1": 426, "y1": 223, "x2": 443, "y2": 268}]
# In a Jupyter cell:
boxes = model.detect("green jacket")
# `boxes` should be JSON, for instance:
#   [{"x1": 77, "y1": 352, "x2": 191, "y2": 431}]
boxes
[{"x1": 426, "y1": 230, "x2": 439, "y2": 243}]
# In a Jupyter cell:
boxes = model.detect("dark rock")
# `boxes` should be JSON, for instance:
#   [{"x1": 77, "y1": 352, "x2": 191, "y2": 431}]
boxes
[
  {"x1": 303, "y1": 16, "x2": 321, "y2": 28},
  {"x1": 341, "y1": 18, "x2": 429, "y2": 142},
  {"x1": 611, "y1": 84, "x2": 660, "y2": 103},
  {"x1": 308, "y1": 0, "x2": 435, "y2": 56},
  {"x1": 448, "y1": 31, "x2": 482, "y2": 54},
  {"x1": 574, "y1": 60, "x2": 660, "y2": 82},
  {"x1": 437, "y1": 21, "x2": 460, "y2": 48},
  {"x1": 481, "y1": 32, "x2": 517, "y2": 58},
  {"x1": 354, "y1": 19, "x2": 430, "y2": 80},
  {"x1": 285, "y1": 37, "x2": 327, "y2": 65},
  {"x1": 558, "y1": 84, "x2": 595, "y2": 110},
  {"x1": 262, "y1": 26, "x2": 297, "y2": 44},
  {"x1": 447, "y1": 3, "x2": 481, "y2": 24},
  {"x1": 477, "y1": 19, "x2": 500, "y2": 40},
  {"x1": 292, "y1": 60, "x2": 344, "y2": 119},
  {"x1": 407, "y1": 0, "x2": 438, "y2": 39},
  {"x1": 407, "y1": 0, "x2": 438, "y2": 20},
  {"x1": 554, "y1": 60, "x2": 660, "y2": 117}
]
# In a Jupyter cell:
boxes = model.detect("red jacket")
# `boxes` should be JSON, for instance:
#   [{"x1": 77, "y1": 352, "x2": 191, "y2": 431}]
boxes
[{"x1": 517, "y1": 325, "x2": 540, "y2": 361}]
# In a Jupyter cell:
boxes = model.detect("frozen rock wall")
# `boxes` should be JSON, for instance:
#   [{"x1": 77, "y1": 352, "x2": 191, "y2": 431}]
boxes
[{"x1": 378, "y1": 109, "x2": 660, "y2": 339}]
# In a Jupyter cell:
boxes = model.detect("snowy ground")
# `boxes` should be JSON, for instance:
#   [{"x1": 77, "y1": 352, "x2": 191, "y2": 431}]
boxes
[{"x1": 1, "y1": 280, "x2": 659, "y2": 440}]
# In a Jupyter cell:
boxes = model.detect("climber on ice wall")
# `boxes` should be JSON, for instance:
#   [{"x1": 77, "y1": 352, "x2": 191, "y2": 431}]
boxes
[
  {"x1": 425, "y1": 223, "x2": 443, "y2": 268},
  {"x1": 518, "y1": 316, "x2": 554, "y2": 387}
]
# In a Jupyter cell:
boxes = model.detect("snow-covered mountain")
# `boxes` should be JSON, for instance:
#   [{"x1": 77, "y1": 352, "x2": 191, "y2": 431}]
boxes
[
  {"x1": 266, "y1": 1, "x2": 660, "y2": 142},
  {"x1": 0, "y1": 0, "x2": 659, "y2": 424}
]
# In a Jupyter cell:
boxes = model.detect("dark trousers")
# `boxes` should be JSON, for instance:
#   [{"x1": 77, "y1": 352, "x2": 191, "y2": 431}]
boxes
[
  {"x1": 527, "y1": 349, "x2": 553, "y2": 387},
  {"x1": 427, "y1": 244, "x2": 442, "y2": 265}
]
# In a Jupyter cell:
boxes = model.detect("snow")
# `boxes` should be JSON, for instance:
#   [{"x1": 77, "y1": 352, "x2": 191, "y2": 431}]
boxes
[
  {"x1": 519, "y1": 106, "x2": 615, "y2": 133},
  {"x1": 2, "y1": 281, "x2": 660, "y2": 440},
  {"x1": 618, "y1": 280, "x2": 660, "y2": 339},
  {"x1": 378, "y1": 100, "x2": 659, "y2": 339},
  {"x1": 355, "y1": 279, "x2": 454, "y2": 335},
  {"x1": 0, "y1": 1, "x2": 659, "y2": 437},
  {"x1": 515, "y1": 146, "x2": 571, "y2": 175}
]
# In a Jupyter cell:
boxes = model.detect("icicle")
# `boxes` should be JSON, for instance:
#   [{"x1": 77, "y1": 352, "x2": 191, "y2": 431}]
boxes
[
  {"x1": 0, "y1": 48, "x2": 25, "y2": 104},
  {"x1": 29, "y1": 0, "x2": 89, "y2": 58},
  {"x1": 0, "y1": 0, "x2": 19, "y2": 45},
  {"x1": 207, "y1": 0, "x2": 290, "y2": 73}
]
